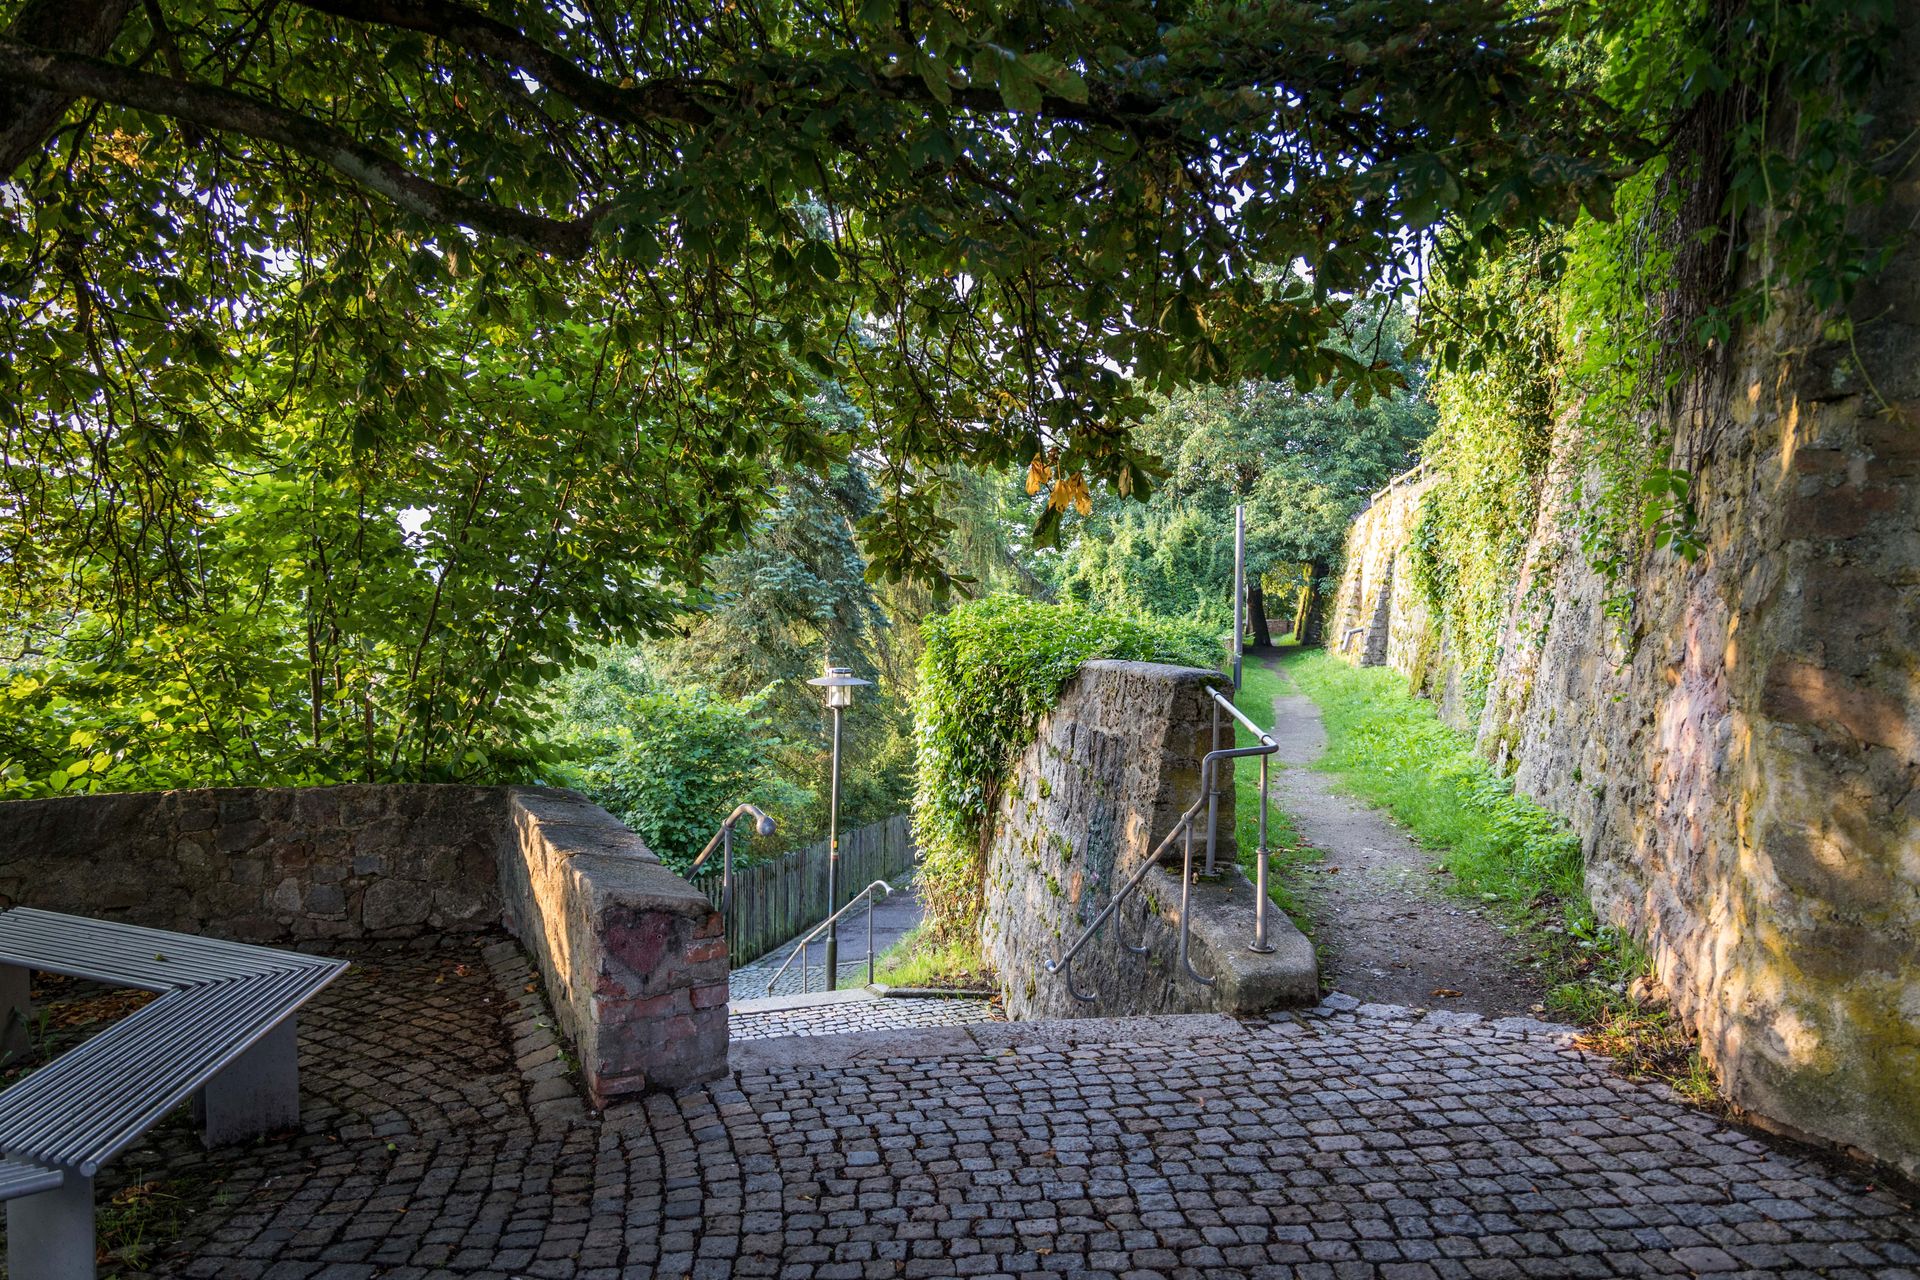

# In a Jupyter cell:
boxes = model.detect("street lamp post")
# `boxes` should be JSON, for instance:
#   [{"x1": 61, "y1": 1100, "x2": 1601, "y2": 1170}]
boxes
[
  {"x1": 1233, "y1": 503, "x2": 1245, "y2": 690},
  {"x1": 808, "y1": 665, "x2": 872, "y2": 991}
]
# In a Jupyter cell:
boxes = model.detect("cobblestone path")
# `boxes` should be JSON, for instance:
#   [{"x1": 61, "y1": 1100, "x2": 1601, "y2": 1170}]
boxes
[
  {"x1": 730, "y1": 954, "x2": 877, "y2": 1001},
  {"x1": 36, "y1": 932, "x2": 1918, "y2": 1279}
]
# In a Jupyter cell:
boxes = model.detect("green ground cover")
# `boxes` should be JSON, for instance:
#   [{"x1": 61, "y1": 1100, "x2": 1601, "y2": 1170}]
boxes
[
  {"x1": 1228, "y1": 658, "x2": 1320, "y2": 929},
  {"x1": 1281, "y1": 649, "x2": 1713, "y2": 1103},
  {"x1": 1285, "y1": 650, "x2": 1586, "y2": 913},
  {"x1": 872, "y1": 928, "x2": 992, "y2": 991}
]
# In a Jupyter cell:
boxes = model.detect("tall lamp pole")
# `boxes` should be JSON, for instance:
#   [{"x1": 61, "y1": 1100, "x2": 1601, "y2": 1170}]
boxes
[
  {"x1": 1233, "y1": 504, "x2": 1246, "y2": 690},
  {"x1": 808, "y1": 665, "x2": 872, "y2": 991}
]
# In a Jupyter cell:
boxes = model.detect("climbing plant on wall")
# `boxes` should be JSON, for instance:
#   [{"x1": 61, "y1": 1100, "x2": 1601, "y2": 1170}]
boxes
[
  {"x1": 1409, "y1": 240, "x2": 1563, "y2": 708},
  {"x1": 910, "y1": 596, "x2": 1218, "y2": 941},
  {"x1": 1409, "y1": 0, "x2": 1902, "y2": 701}
]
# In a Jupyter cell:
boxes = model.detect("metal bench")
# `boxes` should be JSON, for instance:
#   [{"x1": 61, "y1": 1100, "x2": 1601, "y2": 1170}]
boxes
[{"x1": 0, "y1": 908, "x2": 346, "y2": 1279}]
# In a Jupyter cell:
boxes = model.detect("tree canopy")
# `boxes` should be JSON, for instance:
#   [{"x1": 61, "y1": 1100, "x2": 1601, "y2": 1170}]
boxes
[
  {"x1": 3, "y1": 0, "x2": 1625, "y2": 588},
  {"x1": 1053, "y1": 301, "x2": 1430, "y2": 633},
  {"x1": 0, "y1": 0, "x2": 1633, "y2": 787}
]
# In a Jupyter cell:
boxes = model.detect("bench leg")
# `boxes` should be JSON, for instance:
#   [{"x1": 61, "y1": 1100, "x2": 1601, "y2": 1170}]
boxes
[
  {"x1": 195, "y1": 1017, "x2": 301, "y2": 1147},
  {"x1": 0, "y1": 962, "x2": 30, "y2": 1061},
  {"x1": 7, "y1": 1173, "x2": 94, "y2": 1280}
]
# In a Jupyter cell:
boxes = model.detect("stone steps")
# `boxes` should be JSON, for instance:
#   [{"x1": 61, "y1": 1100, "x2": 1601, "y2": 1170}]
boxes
[{"x1": 727, "y1": 985, "x2": 1003, "y2": 1044}]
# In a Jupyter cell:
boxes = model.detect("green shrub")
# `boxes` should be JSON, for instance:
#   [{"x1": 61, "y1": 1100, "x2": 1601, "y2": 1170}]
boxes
[
  {"x1": 911, "y1": 595, "x2": 1220, "y2": 940},
  {"x1": 554, "y1": 664, "x2": 809, "y2": 869}
]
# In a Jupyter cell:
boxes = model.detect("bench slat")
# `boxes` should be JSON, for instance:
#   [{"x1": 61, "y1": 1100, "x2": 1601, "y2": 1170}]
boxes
[
  {"x1": 0, "y1": 909, "x2": 334, "y2": 991},
  {"x1": 0, "y1": 1156, "x2": 62, "y2": 1201},
  {"x1": 0, "y1": 963, "x2": 342, "y2": 1174}
]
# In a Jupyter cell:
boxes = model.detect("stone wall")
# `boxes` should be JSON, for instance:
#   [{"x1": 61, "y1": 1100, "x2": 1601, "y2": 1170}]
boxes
[
  {"x1": 1325, "y1": 39, "x2": 1920, "y2": 1178},
  {"x1": 499, "y1": 789, "x2": 726, "y2": 1104},
  {"x1": 0, "y1": 785, "x2": 504, "y2": 941},
  {"x1": 1326, "y1": 465, "x2": 1440, "y2": 675},
  {"x1": 0, "y1": 783, "x2": 727, "y2": 1105},
  {"x1": 982, "y1": 660, "x2": 1318, "y2": 1020}
]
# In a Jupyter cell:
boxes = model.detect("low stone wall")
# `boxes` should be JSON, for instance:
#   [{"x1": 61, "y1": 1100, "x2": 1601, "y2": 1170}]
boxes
[
  {"x1": 0, "y1": 785, "x2": 505, "y2": 941},
  {"x1": 983, "y1": 660, "x2": 1318, "y2": 1020},
  {"x1": 499, "y1": 789, "x2": 726, "y2": 1104},
  {"x1": 0, "y1": 783, "x2": 726, "y2": 1104}
]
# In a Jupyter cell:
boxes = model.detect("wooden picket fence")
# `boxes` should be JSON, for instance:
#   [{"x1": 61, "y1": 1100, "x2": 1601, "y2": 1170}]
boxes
[{"x1": 692, "y1": 813, "x2": 915, "y2": 966}]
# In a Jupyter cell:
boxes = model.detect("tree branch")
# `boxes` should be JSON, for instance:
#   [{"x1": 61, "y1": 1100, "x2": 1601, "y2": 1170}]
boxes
[
  {"x1": 284, "y1": 0, "x2": 719, "y2": 128},
  {"x1": 0, "y1": 37, "x2": 596, "y2": 258},
  {"x1": 0, "y1": 0, "x2": 135, "y2": 175},
  {"x1": 285, "y1": 0, "x2": 1200, "y2": 142}
]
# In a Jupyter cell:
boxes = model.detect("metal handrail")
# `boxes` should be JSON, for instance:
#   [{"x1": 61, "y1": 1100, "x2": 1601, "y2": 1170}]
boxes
[
  {"x1": 764, "y1": 878, "x2": 894, "y2": 996},
  {"x1": 1045, "y1": 686, "x2": 1279, "y2": 1002},
  {"x1": 687, "y1": 803, "x2": 777, "y2": 946}
]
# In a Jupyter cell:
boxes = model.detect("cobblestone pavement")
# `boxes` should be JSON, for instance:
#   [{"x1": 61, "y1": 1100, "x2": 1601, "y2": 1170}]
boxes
[
  {"x1": 35, "y1": 932, "x2": 1919, "y2": 1279},
  {"x1": 730, "y1": 991, "x2": 1003, "y2": 1041},
  {"x1": 729, "y1": 880, "x2": 927, "y2": 1002}
]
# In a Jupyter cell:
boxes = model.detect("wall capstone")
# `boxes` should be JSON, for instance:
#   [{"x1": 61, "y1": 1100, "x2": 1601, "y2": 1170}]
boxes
[{"x1": 498, "y1": 787, "x2": 726, "y2": 1104}]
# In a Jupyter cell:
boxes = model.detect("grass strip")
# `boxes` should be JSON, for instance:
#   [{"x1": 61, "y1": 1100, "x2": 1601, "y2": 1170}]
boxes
[
  {"x1": 1281, "y1": 648, "x2": 1717, "y2": 1106},
  {"x1": 1228, "y1": 657, "x2": 1322, "y2": 930}
]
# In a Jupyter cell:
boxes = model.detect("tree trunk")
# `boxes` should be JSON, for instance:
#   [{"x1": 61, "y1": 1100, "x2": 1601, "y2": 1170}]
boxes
[
  {"x1": 1248, "y1": 582, "x2": 1272, "y2": 649},
  {"x1": 1295, "y1": 562, "x2": 1328, "y2": 645}
]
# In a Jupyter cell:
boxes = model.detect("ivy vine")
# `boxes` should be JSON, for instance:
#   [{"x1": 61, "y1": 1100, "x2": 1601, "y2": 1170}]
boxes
[
  {"x1": 909, "y1": 596, "x2": 1219, "y2": 941},
  {"x1": 1413, "y1": 0, "x2": 1901, "y2": 683}
]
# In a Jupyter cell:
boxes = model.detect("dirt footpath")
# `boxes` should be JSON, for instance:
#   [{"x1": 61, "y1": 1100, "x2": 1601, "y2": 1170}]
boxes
[{"x1": 1263, "y1": 657, "x2": 1548, "y2": 1018}]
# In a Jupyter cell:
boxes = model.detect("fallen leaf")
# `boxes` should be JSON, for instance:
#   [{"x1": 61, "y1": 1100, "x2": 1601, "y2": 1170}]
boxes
[
  {"x1": 1430, "y1": 988, "x2": 1463, "y2": 998},
  {"x1": 1324, "y1": 866, "x2": 1341, "y2": 875}
]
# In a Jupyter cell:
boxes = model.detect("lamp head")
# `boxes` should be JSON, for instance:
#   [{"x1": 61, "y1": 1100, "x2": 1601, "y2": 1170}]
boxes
[{"x1": 808, "y1": 665, "x2": 873, "y2": 709}]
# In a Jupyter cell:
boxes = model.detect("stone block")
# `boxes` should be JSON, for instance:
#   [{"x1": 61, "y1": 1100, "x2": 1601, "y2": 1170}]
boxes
[
  {"x1": 304, "y1": 884, "x2": 346, "y2": 916},
  {"x1": 362, "y1": 877, "x2": 431, "y2": 931},
  {"x1": 497, "y1": 787, "x2": 727, "y2": 1106}
]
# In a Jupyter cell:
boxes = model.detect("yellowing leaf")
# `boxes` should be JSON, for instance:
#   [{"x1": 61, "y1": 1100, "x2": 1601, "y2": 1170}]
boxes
[{"x1": 1025, "y1": 456, "x2": 1051, "y2": 495}]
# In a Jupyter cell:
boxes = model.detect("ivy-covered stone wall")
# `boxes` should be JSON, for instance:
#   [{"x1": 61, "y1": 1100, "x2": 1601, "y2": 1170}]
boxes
[
  {"x1": 982, "y1": 660, "x2": 1317, "y2": 1020},
  {"x1": 1331, "y1": 43, "x2": 1920, "y2": 1179},
  {"x1": 1325, "y1": 466, "x2": 1447, "y2": 694}
]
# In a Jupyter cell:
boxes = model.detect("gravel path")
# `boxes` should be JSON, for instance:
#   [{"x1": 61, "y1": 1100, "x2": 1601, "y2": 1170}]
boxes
[{"x1": 1263, "y1": 655, "x2": 1548, "y2": 1018}]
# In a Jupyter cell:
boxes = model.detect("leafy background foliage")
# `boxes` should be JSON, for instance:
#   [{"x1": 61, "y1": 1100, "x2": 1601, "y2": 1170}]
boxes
[
  {"x1": 1053, "y1": 299, "x2": 1432, "y2": 640},
  {"x1": 0, "y1": 0, "x2": 1637, "y2": 797}
]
